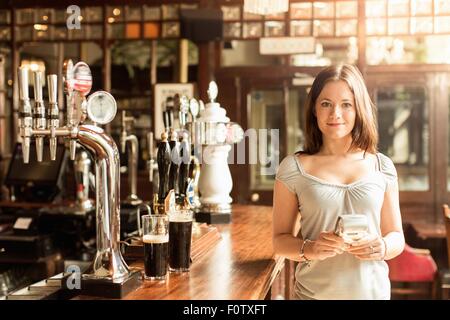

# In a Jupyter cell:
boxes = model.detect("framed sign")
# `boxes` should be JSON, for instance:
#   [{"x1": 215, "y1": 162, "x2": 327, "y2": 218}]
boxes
[{"x1": 153, "y1": 83, "x2": 195, "y2": 140}]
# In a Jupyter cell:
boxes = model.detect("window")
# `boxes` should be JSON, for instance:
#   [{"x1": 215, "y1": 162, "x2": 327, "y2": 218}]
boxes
[{"x1": 376, "y1": 85, "x2": 429, "y2": 191}]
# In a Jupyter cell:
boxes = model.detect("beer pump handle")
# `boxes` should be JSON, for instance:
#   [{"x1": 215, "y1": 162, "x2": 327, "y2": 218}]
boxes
[
  {"x1": 33, "y1": 71, "x2": 46, "y2": 162},
  {"x1": 147, "y1": 132, "x2": 154, "y2": 182},
  {"x1": 157, "y1": 132, "x2": 171, "y2": 204},
  {"x1": 168, "y1": 130, "x2": 179, "y2": 195},
  {"x1": 47, "y1": 74, "x2": 59, "y2": 161},
  {"x1": 18, "y1": 67, "x2": 32, "y2": 163},
  {"x1": 178, "y1": 132, "x2": 190, "y2": 203},
  {"x1": 63, "y1": 59, "x2": 77, "y2": 160}
]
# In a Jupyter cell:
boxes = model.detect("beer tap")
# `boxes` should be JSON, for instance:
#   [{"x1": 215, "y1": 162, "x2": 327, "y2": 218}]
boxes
[
  {"x1": 179, "y1": 95, "x2": 189, "y2": 129},
  {"x1": 17, "y1": 67, "x2": 32, "y2": 163},
  {"x1": 154, "y1": 131, "x2": 171, "y2": 214},
  {"x1": 168, "y1": 128, "x2": 179, "y2": 196},
  {"x1": 147, "y1": 132, "x2": 156, "y2": 183},
  {"x1": 32, "y1": 71, "x2": 46, "y2": 162},
  {"x1": 47, "y1": 74, "x2": 59, "y2": 160},
  {"x1": 120, "y1": 110, "x2": 142, "y2": 206},
  {"x1": 63, "y1": 59, "x2": 76, "y2": 160},
  {"x1": 178, "y1": 131, "x2": 190, "y2": 206},
  {"x1": 17, "y1": 62, "x2": 137, "y2": 289}
]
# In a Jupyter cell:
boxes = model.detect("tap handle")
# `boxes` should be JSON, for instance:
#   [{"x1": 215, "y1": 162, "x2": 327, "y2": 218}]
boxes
[
  {"x1": 168, "y1": 130, "x2": 179, "y2": 195},
  {"x1": 32, "y1": 71, "x2": 46, "y2": 162},
  {"x1": 47, "y1": 74, "x2": 59, "y2": 161},
  {"x1": 63, "y1": 59, "x2": 74, "y2": 126},
  {"x1": 33, "y1": 71, "x2": 44, "y2": 102},
  {"x1": 18, "y1": 67, "x2": 30, "y2": 100},
  {"x1": 47, "y1": 74, "x2": 58, "y2": 105},
  {"x1": 178, "y1": 132, "x2": 190, "y2": 202},
  {"x1": 157, "y1": 132, "x2": 171, "y2": 204},
  {"x1": 179, "y1": 111, "x2": 187, "y2": 127},
  {"x1": 147, "y1": 132, "x2": 154, "y2": 182},
  {"x1": 63, "y1": 59, "x2": 74, "y2": 95},
  {"x1": 18, "y1": 67, "x2": 32, "y2": 164}
]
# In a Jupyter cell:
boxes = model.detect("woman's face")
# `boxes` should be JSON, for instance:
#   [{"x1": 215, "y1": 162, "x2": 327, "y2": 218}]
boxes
[{"x1": 314, "y1": 80, "x2": 356, "y2": 140}]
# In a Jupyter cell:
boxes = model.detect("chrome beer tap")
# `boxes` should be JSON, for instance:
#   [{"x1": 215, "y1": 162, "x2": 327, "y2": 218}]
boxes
[
  {"x1": 17, "y1": 62, "x2": 136, "y2": 287},
  {"x1": 63, "y1": 59, "x2": 77, "y2": 161},
  {"x1": 120, "y1": 110, "x2": 142, "y2": 206},
  {"x1": 47, "y1": 74, "x2": 59, "y2": 160},
  {"x1": 32, "y1": 71, "x2": 46, "y2": 162},
  {"x1": 18, "y1": 67, "x2": 32, "y2": 163}
]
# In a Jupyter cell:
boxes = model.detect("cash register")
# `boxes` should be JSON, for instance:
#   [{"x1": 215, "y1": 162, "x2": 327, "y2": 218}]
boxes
[{"x1": 0, "y1": 142, "x2": 69, "y2": 260}]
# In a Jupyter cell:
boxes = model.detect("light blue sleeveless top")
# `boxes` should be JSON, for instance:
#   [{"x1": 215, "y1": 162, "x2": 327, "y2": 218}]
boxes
[{"x1": 275, "y1": 152, "x2": 398, "y2": 300}]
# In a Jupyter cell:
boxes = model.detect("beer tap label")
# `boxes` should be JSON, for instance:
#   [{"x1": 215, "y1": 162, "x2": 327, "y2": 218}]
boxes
[{"x1": 186, "y1": 180, "x2": 195, "y2": 208}]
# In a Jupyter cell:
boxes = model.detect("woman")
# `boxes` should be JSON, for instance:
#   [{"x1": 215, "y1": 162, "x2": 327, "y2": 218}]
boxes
[{"x1": 272, "y1": 64, "x2": 405, "y2": 300}]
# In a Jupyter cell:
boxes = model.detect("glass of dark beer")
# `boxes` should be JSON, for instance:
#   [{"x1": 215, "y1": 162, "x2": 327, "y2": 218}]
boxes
[
  {"x1": 142, "y1": 214, "x2": 169, "y2": 280},
  {"x1": 168, "y1": 209, "x2": 193, "y2": 272}
]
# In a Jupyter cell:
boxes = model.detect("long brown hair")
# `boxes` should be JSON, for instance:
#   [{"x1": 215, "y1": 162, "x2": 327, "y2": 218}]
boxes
[{"x1": 302, "y1": 64, "x2": 378, "y2": 155}]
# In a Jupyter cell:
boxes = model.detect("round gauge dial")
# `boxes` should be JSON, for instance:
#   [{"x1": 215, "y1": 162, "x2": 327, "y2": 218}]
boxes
[{"x1": 86, "y1": 91, "x2": 117, "y2": 125}]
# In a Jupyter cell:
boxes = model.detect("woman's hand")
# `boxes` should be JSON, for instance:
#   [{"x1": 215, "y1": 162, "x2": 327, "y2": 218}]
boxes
[
  {"x1": 304, "y1": 231, "x2": 346, "y2": 261},
  {"x1": 346, "y1": 234, "x2": 386, "y2": 260}
]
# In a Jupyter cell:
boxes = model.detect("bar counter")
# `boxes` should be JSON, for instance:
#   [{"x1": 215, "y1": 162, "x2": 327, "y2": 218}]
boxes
[{"x1": 75, "y1": 204, "x2": 284, "y2": 300}]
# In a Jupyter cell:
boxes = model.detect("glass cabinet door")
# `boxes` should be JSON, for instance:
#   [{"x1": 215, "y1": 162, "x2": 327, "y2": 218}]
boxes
[
  {"x1": 248, "y1": 86, "x2": 309, "y2": 190},
  {"x1": 287, "y1": 86, "x2": 309, "y2": 154},
  {"x1": 248, "y1": 89, "x2": 283, "y2": 190},
  {"x1": 375, "y1": 85, "x2": 429, "y2": 191}
]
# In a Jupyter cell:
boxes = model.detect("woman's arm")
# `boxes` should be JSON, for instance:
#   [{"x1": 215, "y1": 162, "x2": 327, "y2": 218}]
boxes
[
  {"x1": 380, "y1": 180, "x2": 405, "y2": 260},
  {"x1": 273, "y1": 180, "x2": 346, "y2": 262},
  {"x1": 272, "y1": 180, "x2": 304, "y2": 262}
]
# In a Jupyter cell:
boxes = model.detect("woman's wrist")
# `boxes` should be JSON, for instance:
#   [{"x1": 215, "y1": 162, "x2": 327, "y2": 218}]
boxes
[{"x1": 301, "y1": 239, "x2": 313, "y2": 262}]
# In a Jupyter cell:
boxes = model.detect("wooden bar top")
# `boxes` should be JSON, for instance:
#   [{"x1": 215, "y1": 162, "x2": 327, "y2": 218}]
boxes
[{"x1": 77, "y1": 204, "x2": 284, "y2": 300}]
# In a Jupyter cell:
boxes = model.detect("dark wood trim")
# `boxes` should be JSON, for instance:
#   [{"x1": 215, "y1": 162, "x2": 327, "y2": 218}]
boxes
[{"x1": 197, "y1": 42, "x2": 210, "y2": 102}]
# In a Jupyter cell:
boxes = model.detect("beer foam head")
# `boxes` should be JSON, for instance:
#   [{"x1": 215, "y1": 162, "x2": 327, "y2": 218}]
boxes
[
  {"x1": 168, "y1": 210, "x2": 193, "y2": 222},
  {"x1": 143, "y1": 234, "x2": 169, "y2": 243},
  {"x1": 168, "y1": 214, "x2": 193, "y2": 222}
]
